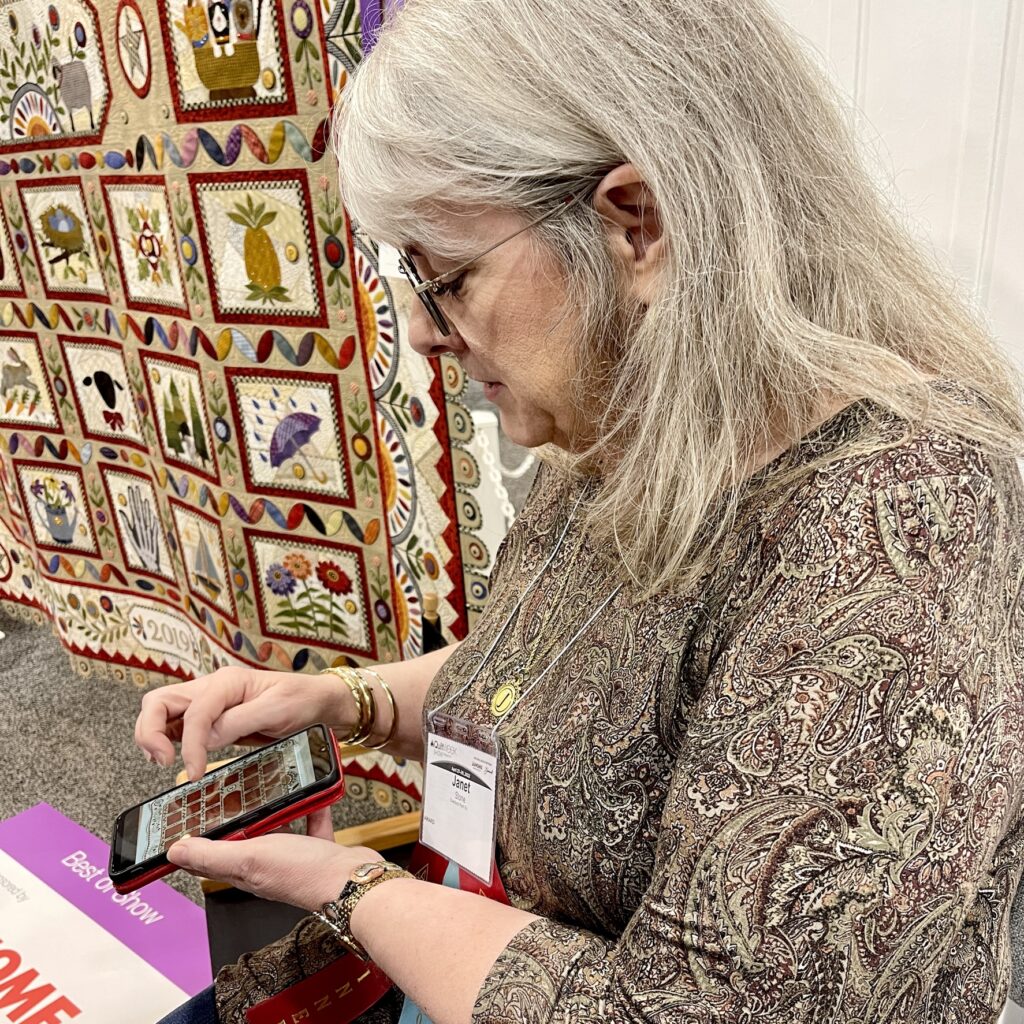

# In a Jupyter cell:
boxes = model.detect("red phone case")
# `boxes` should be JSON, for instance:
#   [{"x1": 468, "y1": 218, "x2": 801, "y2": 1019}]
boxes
[{"x1": 111, "y1": 728, "x2": 345, "y2": 894}]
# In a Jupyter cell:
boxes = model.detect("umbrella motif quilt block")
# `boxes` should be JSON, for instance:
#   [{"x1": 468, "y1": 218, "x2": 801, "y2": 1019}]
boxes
[{"x1": 226, "y1": 367, "x2": 353, "y2": 507}]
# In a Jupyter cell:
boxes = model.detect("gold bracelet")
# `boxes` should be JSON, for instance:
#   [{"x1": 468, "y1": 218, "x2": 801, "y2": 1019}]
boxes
[
  {"x1": 345, "y1": 667, "x2": 376, "y2": 745},
  {"x1": 319, "y1": 666, "x2": 375, "y2": 745},
  {"x1": 356, "y1": 668, "x2": 398, "y2": 750}
]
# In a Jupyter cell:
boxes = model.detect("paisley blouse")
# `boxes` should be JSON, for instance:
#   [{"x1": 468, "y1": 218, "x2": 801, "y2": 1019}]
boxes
[{"x1": 217, "y1": 381, "x2": 1024, "y2": 1024}]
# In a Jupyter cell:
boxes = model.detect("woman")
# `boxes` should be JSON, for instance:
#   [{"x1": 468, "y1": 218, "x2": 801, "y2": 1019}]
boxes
[{"x1": 145, "y1": 0, "x2": 1024, "y2": 1021}]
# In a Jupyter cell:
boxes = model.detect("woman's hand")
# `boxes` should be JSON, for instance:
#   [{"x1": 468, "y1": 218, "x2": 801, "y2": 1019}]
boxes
[
  {"x1": 134, "y1": 666, "x2": 349, "y2": 780},
  {"x1": 165, "y1": 806, "x2": 383, "y2": 912}
]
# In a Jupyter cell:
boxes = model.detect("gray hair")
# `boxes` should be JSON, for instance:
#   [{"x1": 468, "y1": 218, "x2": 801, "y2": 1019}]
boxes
[{"x1": 333, "y1": 0, "x2": 1024, "y2": 597}]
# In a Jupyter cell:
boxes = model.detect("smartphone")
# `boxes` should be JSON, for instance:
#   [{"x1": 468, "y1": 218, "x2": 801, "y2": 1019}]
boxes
[{"x1": 109, "y1": 724, "x2": 344, "y2": 894}]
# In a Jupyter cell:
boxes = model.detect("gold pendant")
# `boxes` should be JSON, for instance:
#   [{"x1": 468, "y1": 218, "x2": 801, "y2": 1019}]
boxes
[{"x1": 490, "y1": 681, "x2": 520, "y2": 718}]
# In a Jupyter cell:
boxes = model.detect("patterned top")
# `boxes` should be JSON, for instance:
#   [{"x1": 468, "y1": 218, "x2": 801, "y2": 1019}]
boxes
[
  {"x1": 442, "y1": 384, "x2": 1024, "y2": 1024},
  {"x1": 215, "y1": 381, "x2": 1024, "y2": 1024}
]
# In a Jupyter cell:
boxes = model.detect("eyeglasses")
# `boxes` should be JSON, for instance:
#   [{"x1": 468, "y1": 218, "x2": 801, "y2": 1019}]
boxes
[{"x1": 397, "y1": 189, "x2": 593, "y2": 337}]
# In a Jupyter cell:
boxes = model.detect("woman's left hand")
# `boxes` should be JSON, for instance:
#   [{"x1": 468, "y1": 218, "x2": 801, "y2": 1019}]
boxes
[{"x1": 166, "y1": 806, "x2": 383, "y2": 912}]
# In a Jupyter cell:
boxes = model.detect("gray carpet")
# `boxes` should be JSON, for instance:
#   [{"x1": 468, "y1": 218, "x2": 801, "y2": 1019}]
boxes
[{"x1": 0, "y1": 608, "x2": 206, "y2": 904}]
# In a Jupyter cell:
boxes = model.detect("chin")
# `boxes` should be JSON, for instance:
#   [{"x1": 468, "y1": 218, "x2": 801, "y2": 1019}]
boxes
[{"x1": 496, "y1": 409, "x2": 553, "y2": 450}]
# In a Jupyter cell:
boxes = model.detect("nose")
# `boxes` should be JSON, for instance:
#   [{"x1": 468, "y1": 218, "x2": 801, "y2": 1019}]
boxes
[{"x1": 406, "y1": 298, "x2": 464, "y2": 359}]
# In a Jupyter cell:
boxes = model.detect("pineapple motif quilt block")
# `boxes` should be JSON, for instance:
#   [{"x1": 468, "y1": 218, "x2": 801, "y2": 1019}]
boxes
[{"x1": 190, "y1": 170, "x2": 326, "y2": 326}]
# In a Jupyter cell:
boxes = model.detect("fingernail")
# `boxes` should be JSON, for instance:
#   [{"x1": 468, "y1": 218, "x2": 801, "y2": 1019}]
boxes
[{"x1": 169, "y1": 837, "x2": 191, "y2": 867}]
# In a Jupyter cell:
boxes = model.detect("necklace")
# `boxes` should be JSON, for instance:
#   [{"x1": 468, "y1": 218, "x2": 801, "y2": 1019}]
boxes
[
  {"x1": 488, "y1": 582, "x2": 621, "y2": 733},
  {"x1": 428, "y1": 477, "x2": 623, "y2": 735},
  {"x1": 431, "y1": 481, "x2": 593, "y2": 724}
]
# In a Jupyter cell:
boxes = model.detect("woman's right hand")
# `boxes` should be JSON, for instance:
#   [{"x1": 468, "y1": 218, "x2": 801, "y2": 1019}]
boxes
[{"x1": 134, "y1": 667, "x2": 348, "y2": 781}]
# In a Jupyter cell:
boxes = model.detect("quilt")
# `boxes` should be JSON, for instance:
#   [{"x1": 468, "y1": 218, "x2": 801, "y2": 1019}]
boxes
[{"x1": 0, "y1": 0, "x2": 496, "y2": 685}]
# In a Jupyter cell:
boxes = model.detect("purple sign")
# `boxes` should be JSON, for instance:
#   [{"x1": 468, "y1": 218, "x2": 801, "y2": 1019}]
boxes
[
  {"x1": 359, "y1": 0, "x2": 404, "y2": 55},
  {"x1": 0, "y1": 803, "x2": 212, "y2": 995}
]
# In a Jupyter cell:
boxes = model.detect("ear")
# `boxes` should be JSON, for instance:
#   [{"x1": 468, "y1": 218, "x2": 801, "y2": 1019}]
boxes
[{"x1": 591, "y1": 163, "x2": 664, "y2": 305}]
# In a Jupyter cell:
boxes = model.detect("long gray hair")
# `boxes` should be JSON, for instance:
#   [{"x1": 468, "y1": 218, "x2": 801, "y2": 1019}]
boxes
[{"x1": 333, "y1": 0, "x2": 1024, "y2": 597}]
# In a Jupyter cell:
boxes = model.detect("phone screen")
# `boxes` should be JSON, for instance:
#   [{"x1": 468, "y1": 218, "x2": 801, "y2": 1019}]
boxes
[{"x1": 110, "y1": 725, "x2": 336, "y2": 878}]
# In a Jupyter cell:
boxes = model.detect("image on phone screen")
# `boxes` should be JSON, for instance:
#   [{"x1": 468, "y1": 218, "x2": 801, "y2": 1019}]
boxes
[{"x1": 110, "y1": 725, "x2": 337, "y2": 882}]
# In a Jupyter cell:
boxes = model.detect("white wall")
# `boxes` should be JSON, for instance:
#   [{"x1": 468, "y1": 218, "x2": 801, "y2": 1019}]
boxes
[{"x1": 770, "y1": 0, "x2": 1024, "y2": 370}]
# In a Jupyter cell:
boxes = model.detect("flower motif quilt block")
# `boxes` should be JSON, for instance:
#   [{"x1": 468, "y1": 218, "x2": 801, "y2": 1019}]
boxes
[
  {"x1": 101, "y1": 178, "x2": 188, "y2": 314},
  {"x1": 247, "y1": 529, "x2": 374, "y2": 657}
]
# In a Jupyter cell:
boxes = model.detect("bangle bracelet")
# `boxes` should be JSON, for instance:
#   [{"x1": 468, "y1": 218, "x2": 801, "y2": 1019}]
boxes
[
  {"x1": 320, "y1": 666, "x2": 375, "y2": 745},
  {"x1": 357, "y1": 669, "x2": 398, "y2": 750}
]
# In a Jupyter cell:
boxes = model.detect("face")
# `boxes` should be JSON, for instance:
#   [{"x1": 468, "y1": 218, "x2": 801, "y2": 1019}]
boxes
[{"x1": 403, "y1": 209, "x2": 588, "y2": 450}]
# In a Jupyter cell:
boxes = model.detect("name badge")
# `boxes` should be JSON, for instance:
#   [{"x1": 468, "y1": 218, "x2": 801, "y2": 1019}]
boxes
[{"x1": 419, "y1": 712, "x2": 499, "y2": 885}]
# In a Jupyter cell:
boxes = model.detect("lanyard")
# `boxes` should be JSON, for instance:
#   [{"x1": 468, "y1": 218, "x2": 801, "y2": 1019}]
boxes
[
  {"x1": 429, "y1": 483, "x2": 593, "y2": 723},
  {"x1": 487, "y1": 581, "x2": 621, "y2": 741}
]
